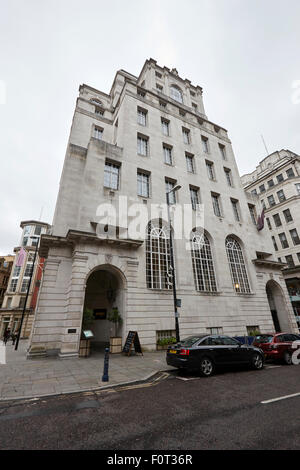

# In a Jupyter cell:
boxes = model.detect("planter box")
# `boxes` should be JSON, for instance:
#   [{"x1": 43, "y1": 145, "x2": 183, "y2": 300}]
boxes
[
  {"x1": 79, "y1": 339, "x2": 90, "y2": 357},
  {"x1": 157, "y1": 344, "x2": 173, "y2": 350},
  {"x1": 110, "y1": 337, "x2": 122, "y2": 354}
]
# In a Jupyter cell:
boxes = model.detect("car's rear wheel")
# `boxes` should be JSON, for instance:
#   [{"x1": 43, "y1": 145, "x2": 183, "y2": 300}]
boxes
[
  {"x1": 251, "y1": 352, "x2": 264, "y2": 370},
  {"x1": 199, "y1": 357, "x2": 214, "y2": 377},
  {"x1": 283, "y1": 351, "x2": 292, "y2": 365}
]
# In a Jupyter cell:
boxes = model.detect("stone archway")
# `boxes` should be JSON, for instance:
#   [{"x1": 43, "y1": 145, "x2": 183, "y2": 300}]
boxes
[
  {"x1": 266, "y1": 280, "x2": 290, "y2": 333},
  {"x1": 83, "y1": 265, "x2": 126, "y2": 350}
]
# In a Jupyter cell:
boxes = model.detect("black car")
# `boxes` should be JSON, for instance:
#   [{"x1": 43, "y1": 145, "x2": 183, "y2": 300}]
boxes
[{"x1": 166, "y1": 334, "x2": 264, "y2": 377}]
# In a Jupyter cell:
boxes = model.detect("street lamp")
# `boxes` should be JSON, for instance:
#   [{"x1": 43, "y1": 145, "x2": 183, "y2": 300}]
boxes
[
  {"x1": 15, "y1": 236, "x2": 40, "y2": 351},
  {"x1": 166, "y1": 185, "x2": 181, "y2": 343}
]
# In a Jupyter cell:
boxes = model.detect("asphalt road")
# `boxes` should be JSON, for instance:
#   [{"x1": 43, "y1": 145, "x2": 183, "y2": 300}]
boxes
[{"x1": 0, "y1": 364, "x2": 299, "y2": 450}]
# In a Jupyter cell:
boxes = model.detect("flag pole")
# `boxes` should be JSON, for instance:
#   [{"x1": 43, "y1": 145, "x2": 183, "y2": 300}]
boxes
[{"x1": 15, "y1": 236, "x2": 39, "y2": 351}]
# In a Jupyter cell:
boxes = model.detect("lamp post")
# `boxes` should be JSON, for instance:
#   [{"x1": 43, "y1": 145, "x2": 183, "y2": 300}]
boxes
[
  {"x1": 15, "y1": 236, "x2": 39, "y2": 351},
  {"x1": 166, "y1": 185, "x2": 181, "y2": 343}
]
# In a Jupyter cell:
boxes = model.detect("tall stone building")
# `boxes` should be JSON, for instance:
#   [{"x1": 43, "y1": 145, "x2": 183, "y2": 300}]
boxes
[
  {"x1": 0, "y1": 255, "x2": 14, "y2": 307},
  {"x1": 0, "y1": 221, "x2": 50, "y2": 338},
  {"x1": 242, "y1": 149, "x2": 300, "y2": 332},
  {"x1": 28, "y1": 59, "x2": 297, "y2": 358}
]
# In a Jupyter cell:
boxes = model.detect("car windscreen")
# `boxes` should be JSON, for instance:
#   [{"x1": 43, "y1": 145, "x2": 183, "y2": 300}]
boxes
[
  {"x1": 254, "y1": 335, "x2": 273, "y2": 343},
  {"x1": 180, "y1": 336, "x2": 205, "y2": 347}
]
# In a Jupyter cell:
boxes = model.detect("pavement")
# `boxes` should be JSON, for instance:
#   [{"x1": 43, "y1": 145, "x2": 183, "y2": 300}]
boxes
[{"x1": 0, "y1": 340, "x2": 173, "y2": 401}]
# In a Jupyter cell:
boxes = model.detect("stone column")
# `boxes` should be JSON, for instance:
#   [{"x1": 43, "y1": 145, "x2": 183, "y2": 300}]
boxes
[{"x1": 59, "y1": 253, "x2": 88, "y2": 358}]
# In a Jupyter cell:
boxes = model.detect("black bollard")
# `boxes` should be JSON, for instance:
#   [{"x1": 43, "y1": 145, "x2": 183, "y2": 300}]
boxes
[{"x1": 102, "y1": 347, "x2": 110, "y2": 382}]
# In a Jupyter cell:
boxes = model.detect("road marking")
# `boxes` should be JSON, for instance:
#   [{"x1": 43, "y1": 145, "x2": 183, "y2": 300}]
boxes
[
  {"x1": 261, "y1": 392, "x2": 300, "y2": 404},
  {"x1": 265, "y1": 365, "x2": 282, "y2": 369},
  {"x1": 176, "y1": 376, "x2": 199, "y2": 381}
]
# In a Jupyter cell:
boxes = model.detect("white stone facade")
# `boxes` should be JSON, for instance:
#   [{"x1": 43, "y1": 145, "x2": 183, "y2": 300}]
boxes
[{"x1": 28, "y1": 59, "x2": 298, "y2": 357}]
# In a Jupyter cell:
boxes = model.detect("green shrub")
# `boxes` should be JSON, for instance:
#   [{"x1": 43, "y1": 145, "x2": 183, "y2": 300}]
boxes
[{"x1": 157, "y1": 336, "x2": 177, "y2": 346}]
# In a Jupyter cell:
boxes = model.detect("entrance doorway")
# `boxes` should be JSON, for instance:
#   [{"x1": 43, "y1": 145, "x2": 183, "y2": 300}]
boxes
[
  {"x1": 83, "y1": 266, "x2": 125, "y2": 350},
  {"x1": 266, "y1": 280, "x2": 289, "y2": 333}
]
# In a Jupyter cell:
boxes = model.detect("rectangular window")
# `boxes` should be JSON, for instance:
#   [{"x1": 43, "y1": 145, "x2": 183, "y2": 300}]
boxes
[
  {"x1": 267, "y1": 195, "x2": 276, "y2": 207},
  {"x1": 266, "y1": 217, "x2": 272, "y2": 230},
  {"x1": 156, "y1": 83, "x2": 163, "y2": 92},
  {"x1": 137, "y1": 88, "x2": 145, "y2": 97},
  {"x1": 273, "y1": 213, "x2": 282, "y2": 227},
  {"x1": 279, "y1": 232, "x2": 289, "y2": 249},
  {"x1": 283, "y1": 208, "x2": 293, "y2": 223},
  {"x1": 6, "y1": 297, "x2": 12, "y2": 308},
  {"x1": 201, "y1": 136, "x2": 209, "y2": 153},
  {"x1": 137, "y1": 135, "x2": 148, "y2": 156},
  {"x1": 248, "y1": 204, "x2": 257, "y2": 224},
  {"x1": 155, "y1": 71, "x2": 162, "y2": 78},
  {"x1": 268, "y1": 179, "x2": 274, "y2": 188},
  {"x1": 259, "y1": 184, "x2": 266, "y2": 193},
  {"x1": 182, "y1": 128, "x2": 190, "y2": 144},
  {"x1": 206, "y1": 161, "x2": 215, "y2": 180},
  {"x1": 137, "y1": 107, "x2": 147, "y2": 126},
  {"x1": 161, "y1": 118, "x2": 169, "y2": 136},
  {"x1": 272, "y1": 236, "x2": 278, "y2": 251},
  {"x1": 104, "y1": 162, "x2": 120, "y2": 190},
  {"x1": 159, "y1": 100, "x2": 167, "y2": 108},
  {"x1": 21, "y1": 279, "x2": 30, "y2": 293},
  {"x1": 137, "y1": 171, "x2": 150, "y2": 198},
  {"x1": 207, "y1": 327, "x2": 223, "y2": 335},
  {"x1": 13, "y1": 265, "x2": 21, "y2": 277},
  {"x1": 165, "y1": 180, "x2": 176, "y2": 204},
  {"x1": 24, "y1": 262, "x2": 33, "y2": 278},
  {"x1": 163, "y1": 145, "x2": 172, "y2": 165},
  {"x1": 285, "y1": 255, "x2": 295, "y2": 268},
  {"x1": 286, "y1": 168, "x2": 295, "y2": 179},
  {"x1": 190, "y1": 187, "x2": 200, "y2": 210},
  {"x1": 277, "y1": 189, "x2": 286, "y2": 202},
  {"x1": 186, "y1": 154, "x2": 195, "y2": 173},
  {"x1": 251, "y1": 189, "x2": 257, "y2": 196},
  {"x1": 93, "y1": 127, "x2": 103, "y2": 140},
  {"x1": 224, "y1": 168, "x2": 233, "y2": 187},
  {"x1": 276, "y1": 173, "x2": 284, "y2": 183},
  {"x1": 211, "y1": 193, "x2": 222, "y2": 217},
  {"x1": 261, "y1": 200, "x2": 266, "y2": 210},
  {"x1": 231, "y1": 199, "x2": 240, "y2": 222},
  {"x1": 297, "y1": 253, "x2": 300, "y2": 263},
  {"x1": 295, "y1": 183, "x2": 300, "y2": 195},
  {"x1": 192, "y1": 103, "x2": 198, "y2": 112},
  {"x1": 290, "y1": 228, "x2": 300, "y2": 246},
  {"x1": 219, "y1": 143, "x2": 226, "y2": 159},
  {"x1": 95, "y1": 106, "x2": 104, "y2": 116}
]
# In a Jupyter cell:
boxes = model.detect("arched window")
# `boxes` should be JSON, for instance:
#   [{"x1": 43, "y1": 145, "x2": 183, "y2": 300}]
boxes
[
  {"x1": 170, "y1": 85, "x2": 183, "y2": 103},
  {"x1": 146, "y1": 220, "x2": 172, "y2": 289},
  {"x1": 90, "y1": 98, "x2": 103, "y2": 106},
  {"x1": 225, "y1": 236, "x2": 250, "y2": 293},
  {"x1": 191, "y1": 231, "x2": 217, "y2": 292}
]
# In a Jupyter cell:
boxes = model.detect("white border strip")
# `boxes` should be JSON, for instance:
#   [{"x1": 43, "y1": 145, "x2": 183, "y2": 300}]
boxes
[{"x1": 261, "y1": 392, "x2": 300, "y2": 404}]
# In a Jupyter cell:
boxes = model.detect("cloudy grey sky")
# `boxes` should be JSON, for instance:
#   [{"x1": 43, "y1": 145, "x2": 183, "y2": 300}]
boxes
[{"x1": 0, "y1": 0, "x2": 299, "y2": 255}]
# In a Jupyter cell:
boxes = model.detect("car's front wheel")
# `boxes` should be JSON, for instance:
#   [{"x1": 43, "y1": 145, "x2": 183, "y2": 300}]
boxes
[
  {"x1": 199, "y1": 357, "x2": 215, "y2": 377},
  {"x1": 251, "y1": 352, "x2": 264, "y2": 370}
]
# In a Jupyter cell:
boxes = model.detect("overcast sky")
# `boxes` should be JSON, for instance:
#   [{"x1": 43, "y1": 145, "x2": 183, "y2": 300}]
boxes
[{"x1": 0, "y1": 0, "x2": 299, "y2": 255}]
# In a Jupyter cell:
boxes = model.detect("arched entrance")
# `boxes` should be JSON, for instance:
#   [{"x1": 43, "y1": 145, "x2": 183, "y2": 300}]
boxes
[
  {"x1": 83, "y1": 265, "x2": 125, "y2": 350},
  {"x1": 266, "y1": 280, "x2": 289, "y2": 333}
]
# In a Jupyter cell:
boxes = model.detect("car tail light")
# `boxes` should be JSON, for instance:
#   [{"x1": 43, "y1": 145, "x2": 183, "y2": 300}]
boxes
[{"x1": 179, "y1": 349, "x2": 190, "y2": 356}]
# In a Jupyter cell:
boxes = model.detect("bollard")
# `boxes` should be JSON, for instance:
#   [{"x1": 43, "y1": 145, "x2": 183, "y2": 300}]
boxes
[{"x1": 102, "y1": 347, "x2": 110, "y2": 382}]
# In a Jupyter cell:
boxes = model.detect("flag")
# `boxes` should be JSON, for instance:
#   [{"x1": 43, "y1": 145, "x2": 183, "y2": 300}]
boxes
[
  {"x1": 257, "y1": 208, "x2": 265, "y2": 231},
  {"x1": 16, "y1": 247, "x2": 26, "y2": 267}
]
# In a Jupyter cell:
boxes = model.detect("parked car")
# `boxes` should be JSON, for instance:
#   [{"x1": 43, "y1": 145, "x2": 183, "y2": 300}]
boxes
[
  {"x1": 166, "y1": 334, "x2": 264, "y2": 377},
  {"x1": 252, "y1": 333, "x2": 300, "y2": 365}
]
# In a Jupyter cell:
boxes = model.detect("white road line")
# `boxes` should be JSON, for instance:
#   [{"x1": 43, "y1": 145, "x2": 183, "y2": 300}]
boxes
[
  {"x1": 261, "y1": 392, "x2": 300, "y2": 404},
  {"x1": 265, "y1": 365, "x2": 282, "y2": 369}
]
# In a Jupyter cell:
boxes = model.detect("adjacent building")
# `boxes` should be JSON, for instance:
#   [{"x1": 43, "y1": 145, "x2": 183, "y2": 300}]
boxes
[
  {"x1": 0, "y1": 221, "x2": 50, "y2": 339},
  {"x1": 0, "y1": 255, "x2": 14, "y2": 307},
  {"x1": 28, "y1": 59, "x2": 298, "y2": 358},
  {"x1": 242, "y1": 149, "x2": 300, "y2": 332}
]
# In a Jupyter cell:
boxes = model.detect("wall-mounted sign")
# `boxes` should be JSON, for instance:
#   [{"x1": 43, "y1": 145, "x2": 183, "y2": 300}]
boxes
[
  {"x1": 83, "y1": 330, "x2": 94, "y2": 339},
  {"x1": 93, "y1": 308, "x2": 107, "y2": 320}
]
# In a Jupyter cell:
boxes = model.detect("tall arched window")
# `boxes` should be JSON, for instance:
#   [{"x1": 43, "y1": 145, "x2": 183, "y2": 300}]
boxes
[
  {"x1": 225, "y1": 236, "x2": 250, "y2": 293},
  {"x1": 146, "y1": 220, "x2": 172, "y2": 289},
  {"x1": 170, "y1": 85, "x2": 183, "y2": 103},
  {"x1": 191, "y1": 231, "x2": 217, "y2": 292}
]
